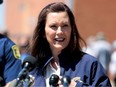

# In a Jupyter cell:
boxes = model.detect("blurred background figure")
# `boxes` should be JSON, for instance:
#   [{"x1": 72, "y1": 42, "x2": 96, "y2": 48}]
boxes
[
  {"x1": 93, "y1": 32, "x2": 112, "y2": 71},
  {"x1": 83, "y1": 32, "x2": 112, "y2": 71},
  {"x1": 108, "y1": 40, "x2": 116, "y2": 87},
  {"x1": 18, "y1": 36, "x2": 30, "y2": 62},
  {"x1": 82, "y1": 35, "x2": 96, "y2": 57},
  {"x1": 0, "y1": 32, "x2": 22, "y2": 86}
]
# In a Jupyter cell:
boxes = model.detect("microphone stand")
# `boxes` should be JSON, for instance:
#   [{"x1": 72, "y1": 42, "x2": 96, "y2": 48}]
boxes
[
  {"x1": 14, "y1": 69, "x2": 27, "y2": 87},
  {"x1": 23, "y1": 74, "x2": 30, "y2": 87},
  {"x1": 23, "y1": 75, "x2": 35, "y2": 87},
  {"x1": 14, "y1": 74, "x2": 34, "y2": 87}
]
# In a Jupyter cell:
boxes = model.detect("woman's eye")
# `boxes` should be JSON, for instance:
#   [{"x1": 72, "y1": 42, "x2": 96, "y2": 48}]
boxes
[
  {"x1": 50, "y1": 25, "x2": 57, "y2": 29},
  {"x1": 62, "y1": 24, "x2": 68, "y2": 28}
]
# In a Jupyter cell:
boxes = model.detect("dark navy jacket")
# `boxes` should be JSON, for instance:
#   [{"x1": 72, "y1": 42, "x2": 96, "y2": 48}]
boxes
[
  {"x1": 0, "y1": 34, "x2": 22, "y2": 86},
  {"x1": 30, "y1": 50, "x2": 111, "y2": 87}
]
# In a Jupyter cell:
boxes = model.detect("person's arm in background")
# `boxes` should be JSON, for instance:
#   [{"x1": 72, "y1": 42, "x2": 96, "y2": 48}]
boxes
[{"x1": 1, "y1": 36, "x2": 22, "y2": 87}]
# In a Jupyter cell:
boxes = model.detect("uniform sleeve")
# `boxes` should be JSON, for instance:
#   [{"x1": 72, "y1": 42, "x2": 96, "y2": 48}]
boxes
[{"x1": 3, "y1": 39, "x2": 22, "y2": 84}]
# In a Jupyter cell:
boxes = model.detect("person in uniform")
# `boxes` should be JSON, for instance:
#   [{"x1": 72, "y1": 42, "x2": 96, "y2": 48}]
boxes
[
  {"x1": 29, "y1": 2, "x2": 111, "y2": 87},
  {"x1": 0, "y1": 34, "x2": 22, "y2": 86}
]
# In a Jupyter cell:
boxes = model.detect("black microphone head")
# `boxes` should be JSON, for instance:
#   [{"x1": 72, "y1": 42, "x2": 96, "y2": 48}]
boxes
[
  {"x1": 49, "y1": 74, "x2": 59, "y2": 86},
  {"x1": 0, "y1": 0, "x2": 3, "y2": 4},
  {"x1": 22, "y1": 56, "x2": 37, "y2": 71},
  {"x1": 61, "y1": 75, "x2": 71, "y2": 85}
]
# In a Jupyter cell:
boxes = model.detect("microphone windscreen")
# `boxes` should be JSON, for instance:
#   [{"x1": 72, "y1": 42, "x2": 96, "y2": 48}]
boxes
[
  {"x1": 61, "y1": 75, "x2": 71, "y2": 85},
  {"x1": 22, "y1": 56, "x2": 37, "y2": 71},
  {"x1": 0, "y1": 0, "x2": 3, "y2": 4},
  {"x1": 49, "y1": 74, "x2": 59, "y2": 86}
]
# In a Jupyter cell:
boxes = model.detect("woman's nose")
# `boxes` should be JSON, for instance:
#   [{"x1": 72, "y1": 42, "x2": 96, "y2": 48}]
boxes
[{"x1": 56, "y1": 27, "x2": 63, "y2": 34}]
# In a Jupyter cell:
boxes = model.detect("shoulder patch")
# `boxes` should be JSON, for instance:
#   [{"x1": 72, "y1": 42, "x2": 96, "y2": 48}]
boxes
[{"x1": 12, "y1": 45, "x2": 21, "y2": 59}]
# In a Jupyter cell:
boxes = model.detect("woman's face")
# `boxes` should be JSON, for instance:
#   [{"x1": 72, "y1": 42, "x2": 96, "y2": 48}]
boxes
[{"x1": 45, "y1": 12, "x2": 71, "y2": 53}]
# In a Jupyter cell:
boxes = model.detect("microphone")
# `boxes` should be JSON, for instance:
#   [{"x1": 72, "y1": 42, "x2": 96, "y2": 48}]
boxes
[
  {"x1": 0, "y1": 0, "x2": 3, "y2": 4},
  {"x1": 23, "y1": 75, "x2": 35, "y2": 87},
  {"x1": 49, "y1": 74, "x2": 59, "y2": 87},
  {"x1": 15, "y1": 56, "x2": 37, "y2": 87},
  {"x1": 61, "y1": 75, "x2": 71, "y2": 87}
]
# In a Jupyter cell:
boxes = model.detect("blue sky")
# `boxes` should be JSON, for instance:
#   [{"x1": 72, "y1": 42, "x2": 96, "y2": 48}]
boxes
[{"x1": 0, "y1": 2, "x2": 5, "y2": 31}]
